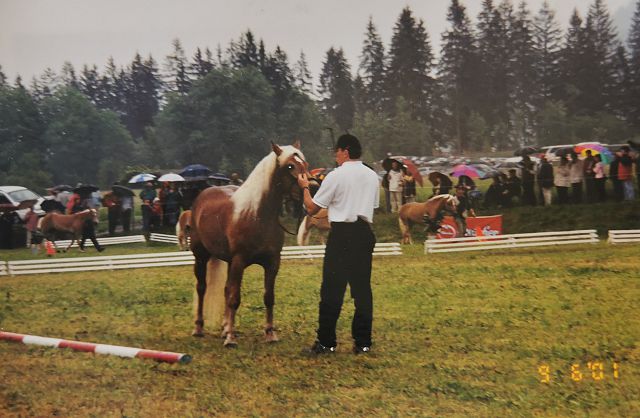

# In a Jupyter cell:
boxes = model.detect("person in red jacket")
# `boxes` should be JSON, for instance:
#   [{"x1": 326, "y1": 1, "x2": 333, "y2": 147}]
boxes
[{"x1": 618, "y1": 146, "x2": 635, "y2": 200}]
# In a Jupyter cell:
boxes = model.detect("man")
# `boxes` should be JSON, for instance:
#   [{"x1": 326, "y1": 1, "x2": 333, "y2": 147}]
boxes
[
  {"x1": 102, "y1": 190, "x2": 121, "y2": 236},
  {"x1": 520, "y1": 154, "x2": 536, "y2": 206},
  {"x1": 569, "y1": 152, "x2": 584, "y2": 204},
  {"x1": 297, "y1": 134, "x2": 379, "y2": 355},
  {"x1": 388, "y1": 160, "x2": 404, "y2": 212},
  {"x1": 618, "y1": 146, "x2": 635, "y2": 200},
  {"x1": 454, "y1": 185, "x2": 476, "y2": 237},
  {"x1": 504, "y1": 169, "x2": 522, "y2": 206},
  {"x1": 537, "y1": 155, "x2": 554, "y2": 206},
  {"x1": 139, "y1": 182, "x2": 157, "y2": 235},
  {"x1": 583, "y1": 150, "x2": 596, "y2": 203}
]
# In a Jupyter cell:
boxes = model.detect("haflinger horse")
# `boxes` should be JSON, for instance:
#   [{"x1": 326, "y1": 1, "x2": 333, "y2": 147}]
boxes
[
  {"x1": 296, "y1": 208, "x2": 330, "y2": 246},
  {"x1": 190, "y1": 141, "x2": 307, "y2": 347},
  {"x1": 176, "y1": 210, "x2": 191, "y2": 251},
  {"x1": 39, "y1": 209, "x2": 98, "y2": 252},
  {"x1": 398, "y1": 194, "x2": 458, "y2": 244}
]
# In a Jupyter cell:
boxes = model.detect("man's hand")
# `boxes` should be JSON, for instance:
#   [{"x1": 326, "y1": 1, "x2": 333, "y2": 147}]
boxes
[{"x1": 297, "y1": 173, "x2": 310, "y2": 189}]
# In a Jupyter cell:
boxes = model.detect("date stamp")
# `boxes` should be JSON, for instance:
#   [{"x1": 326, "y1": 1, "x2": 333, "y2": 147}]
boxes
[{"x1": 538, "y1": 361, "x2": 620, "y2": 383}]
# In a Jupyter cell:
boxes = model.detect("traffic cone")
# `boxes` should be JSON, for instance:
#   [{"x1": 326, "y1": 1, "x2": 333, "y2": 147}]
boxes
[{"x1": 45, "y1": 240, "x2": 56, "y2": 257}]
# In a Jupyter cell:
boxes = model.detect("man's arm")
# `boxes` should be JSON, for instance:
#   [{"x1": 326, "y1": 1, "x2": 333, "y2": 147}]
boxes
[{"x1": 297, "y1": 173, "x2": 321, "y2": 215}]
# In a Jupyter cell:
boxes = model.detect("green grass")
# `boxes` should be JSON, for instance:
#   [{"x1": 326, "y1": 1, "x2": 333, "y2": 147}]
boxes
[{"x1": 1, "y1": 243, "x2": 639, "y2": 416}]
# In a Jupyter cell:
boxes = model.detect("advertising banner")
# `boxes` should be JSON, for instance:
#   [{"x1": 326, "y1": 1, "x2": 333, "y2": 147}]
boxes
[{"x1": 436, "y1": 215, "x2": 503, "y2": 239}]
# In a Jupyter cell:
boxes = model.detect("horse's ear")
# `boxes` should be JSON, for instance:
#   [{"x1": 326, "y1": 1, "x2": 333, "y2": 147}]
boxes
[
  {"x1": 271, "y1": 141, "x2": 283, "y2": 156},
  {"x1": 292, "y1": 140, "x2": 301, "y2": 150}
]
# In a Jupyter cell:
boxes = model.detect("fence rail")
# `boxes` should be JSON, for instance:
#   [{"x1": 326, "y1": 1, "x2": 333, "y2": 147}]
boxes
[
  {"x1": 3, "y1": 243, "x2": 402, "y2": 276},
  {"x1": 607, "y1": 229, "x2": 640, "y2": 244},
  {"x1": 425, "y1": 229, "x2": 598, "y2": 254},
  {"x1": 55, "y1": 235, "x2": 147, "y2": 248}
]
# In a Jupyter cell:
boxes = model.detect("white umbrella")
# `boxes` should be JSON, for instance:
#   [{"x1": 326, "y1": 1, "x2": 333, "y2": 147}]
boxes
[
  {"x1": 158, "y1": 173, "x2": 185, "y2": 182},
  {"x1": 128, "y1": 173, "x2": 157, "y2": 184}
]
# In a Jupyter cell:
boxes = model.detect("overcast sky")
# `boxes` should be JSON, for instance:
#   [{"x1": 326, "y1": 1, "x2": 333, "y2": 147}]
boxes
[{"x1": 0, "y1": 0, "x2": 636, "y2": 85}]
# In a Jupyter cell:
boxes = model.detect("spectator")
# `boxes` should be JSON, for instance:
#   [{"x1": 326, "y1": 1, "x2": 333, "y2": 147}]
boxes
[
  {"x1": 150, "y1": 197, "x2": 162, "y2": 229},
  {"x1": 505, "y1": 169, "x2": 522, "y2": 206},
  {"x1": 583, "y1": 150, "x2": 596, "y2": 203},
  {"x1": 388, "y1": 160, "x2": 404, "y2": 213},
  {"x1": 139, "y1": 182, "x2": 157, "y2": 234},
  {"x1": 120, "y1": 194, "x2": 133, "y2": 233},
  {"x1": 454, "y1": 185, "x2": 476, "y2": 237},
  {"x1": 101, "y1": 190, "x2": 121, "y2": 236},
  {"x1": 593, "y1": 154, "x2": 606, "y2": 202},
  {"x1": 230, "y1": 172, "x2": 244, "y2": 186},
  {"x1": 618, "y1": 146, "x2": 635, "y2": 200},
  {"x1": 402, "y1": 167, "x2": 416, "y2": 204},
  {"x1": 164, "y1": 184, "x2": 182, "y2": 227},
  {"x1": 484, "y1": 175, "x2": 504, "y2": 209},
  {"x1": 537, "y1": 155, "x2": 554, "y2": 206},
  {"x1": 24, "y1": 206, "x2": 43, "y2": 254},
  {"x1": 520, "y1": 155, "x2": 536, "y2": 206},
  {"x1": 66, "y1": 190, "x2": 83, "y2": 214},
  {"x1": 555, "y1": 155, "x2": 571, "y2": 205},
  {"x1": 569, "y1": 152, "x2": 584, "y2": 204}
]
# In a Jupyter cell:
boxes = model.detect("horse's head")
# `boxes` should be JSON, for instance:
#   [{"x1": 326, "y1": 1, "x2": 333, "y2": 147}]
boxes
[
  {"x1": 271, "y1": 140, "x2": 307, "y2": 202},
  {"x1": 442, "y1": 195, "x2": 458, "y2": 215},
  {"x1": 84, "y1": 208, "x2": 99, "y2": 224}
]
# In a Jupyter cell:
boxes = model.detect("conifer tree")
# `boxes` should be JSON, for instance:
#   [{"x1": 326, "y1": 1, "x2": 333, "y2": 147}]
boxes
[
  {"x1": 560, "y1": 9, "x2": 586, "y2": 115},
  {"x1": 386, "y1": 7, "x2": 434, "y2": 119},
  {"x1": 293, "y1": 51, "x2": 313, "y2": 95},
  {"x1": 190, "y1": 47, "x2": 214, "y2": 79},
  {"x1": 532, "y1": 1, "x2": 562, "y2": 107},
  {"x1": 359, "y1": 17, "x2": 386, "y2": 114},
  {"x1": 60, "y1": 61, "x2": 79, "y2": 89},
  {"x1": 228, "y1": 30, "x2": 259, "y2": 69},
  {"x1": 318, "y1": 47, "x2": 355, "y2": 131},
  {"x1": 626, "y1": 0, "x2": 640, "y2": 127},
  {"x1": 164, "y1": 38, "x2": 191, "y2": 94},
  {"x1": 124, "y1": 53, "x2": 161, "y2": 139},
  {"x1": 0, "y1": 65, "x2": 6, "y2": 87},
  {"x1": 79, "y1": 64, "x2": 101, "y2": 106},
  {"x1": 510, "y1": 1, "x2": 536, "y2": 146}
]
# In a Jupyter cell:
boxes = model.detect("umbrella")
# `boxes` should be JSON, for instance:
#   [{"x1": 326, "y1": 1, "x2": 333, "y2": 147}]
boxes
[
  {"x1": 179, "y1": 164, "x2": 213, "y2": 179},
  {"x1": 574, "y1": 143, "x2": 614, "y2": 164},
  {"x1": 41, "y1": 199, "x2": 65, "y2": 213},
  {"x1": 382, "y1": 157, "x2": 423, "y2": 186},
  {"x1": 514, "y1": 146, "x2": 539, "y2": 157},
  {"x1": 128, "y1": 173, "x2": 157, "y2": 184},
  {"x1": 112, "y1": 185, "x2": 135, "y2": 197},
  {"x1": 428, "y1": 171, "x2": 452, "y2": 187},
  {"x1": 73, "y1": 184, "x2": 99, "y2": 197},
  {"x1": 158, "y1": 173, "x2": 185, "y2": 182},
  {"x1": 450, "y1": 164, "x2": 484, "y2": 179},
  {"x1": 208, "y1": 173, "x2": 231, "y2": 184},
  {"x1": 48, "y1": 184, "x2": 73, "y2": 193}
]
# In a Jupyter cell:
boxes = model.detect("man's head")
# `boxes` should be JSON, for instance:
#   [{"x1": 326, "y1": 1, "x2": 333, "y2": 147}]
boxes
[
  {"x1": 334, "y1": 134, "x2": 362, "y2": 160},
  {"x1": 586, "y1": 150, "x2": 592, "y2": 157}
]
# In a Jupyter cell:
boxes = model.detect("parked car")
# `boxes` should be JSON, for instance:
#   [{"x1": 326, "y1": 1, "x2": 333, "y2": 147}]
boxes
[{"x1": 0, "y1": 186, "x2": 45, "y2": 222}]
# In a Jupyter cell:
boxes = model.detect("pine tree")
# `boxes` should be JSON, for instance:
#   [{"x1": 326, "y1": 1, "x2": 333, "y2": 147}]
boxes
[
  {"x1": 510, "y1": 1, "x2": 536, "y2": 146},
  {"x1": 164, "y1": 38, "x2": 191, "y2": 94},
  {"x1": 611, "y1": 45, "x2": 632, "y2": 119},
  {"x1": 60, "y1": 61, "x2": 80, "y2": 89},
  {"x1": 0, "y1": 65, "x2": 7, "y2": 87},
  {"x1": 386, "y1": 7, "x2": 434, "y2": 119},
  {"x1": 626, "y1": 0, "x2": 640, "y2": 127},
  {"x1": 228, "y1": 30, "x2": 259, "y2": 69},
  {"x1": 124, "y1": 53, "x2": 161, "y2": 139},
  {"x1": 532, "y1": 1, "x2": 562, "y2": 108},
  {"x1": 359, "y1": 17, "x2": 386, "y2": 114},
  {"x1": 318, "y1": 47, "x2": 355, "y2": 131},
  {"x1": 293, "y1": 51, "x2": 313, "y2": 95},
  {"x1": 560, "y1": 9, "x2": 586, "y2": 115},
  {"x1": 190, "y1": 47, "x2": 214, "y2": 79},
  {"x1": 439, "y1": 0, "x2": 480, "y2": 152},
  {"x1": 79, "y1": 64, "x2": 101, "y2": 106},
  {"x1": 262, "y1": 46, "x2": 293, "y2": 113}
]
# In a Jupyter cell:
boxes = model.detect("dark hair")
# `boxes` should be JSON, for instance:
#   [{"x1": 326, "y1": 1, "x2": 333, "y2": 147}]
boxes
[{"x1": 335, "y1": 134, "x2": 362, "y2": 158}]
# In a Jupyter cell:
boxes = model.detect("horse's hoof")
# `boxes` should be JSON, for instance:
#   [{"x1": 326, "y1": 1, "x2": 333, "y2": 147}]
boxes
[
  {"x1": 192, "y1": 330, "x2": 204, "y2": 338},
  {"x1": 223, "y1": 338, "x2": 238, "y2": 348},
  {"x1": 265, "y1": 331, "x2": 279, "y2": 343},
  {"x1": 220, "y1": 329, "x2": 229, "y2": 339}
]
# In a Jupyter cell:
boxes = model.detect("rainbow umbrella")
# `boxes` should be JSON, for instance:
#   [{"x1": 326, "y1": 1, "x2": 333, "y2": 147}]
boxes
[
  {"x1": 450, "y1": 164, "x2": 485, "y2": 179},
  {"x1": 574, "y1": 143, "x2": 613, "y2": 164}
]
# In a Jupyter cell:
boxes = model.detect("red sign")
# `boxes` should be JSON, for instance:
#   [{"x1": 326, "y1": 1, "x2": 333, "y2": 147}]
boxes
[{"x1": 436, "y1": 215, "x2": 503, "y2": 239}]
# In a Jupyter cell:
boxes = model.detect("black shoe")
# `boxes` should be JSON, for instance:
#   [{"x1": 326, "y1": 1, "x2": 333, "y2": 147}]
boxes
[
  {"x1": 305, "y1": 340, "x2": 336, "y2": 355},
  {"x1": 97, "y1": 247, "x2": 105, "y2": 252},
  {"x1": 353, "y1": 346, "x2": 371, "y2": 355}
]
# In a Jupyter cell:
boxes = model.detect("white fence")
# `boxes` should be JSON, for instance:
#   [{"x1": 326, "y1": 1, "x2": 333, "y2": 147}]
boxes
[
  {"x1": 55, "y1": 235, "x2": 147, "y2": 248},
  {"x1": 425, "y1": 230, "x2": 599, "y2": 254},
  {"x1": 608, "y1": 229, "x2": 640, "y2": 245},
  {"x1": 149, "y1": 233, "x2": 180, "y2": 245},
  {"x1": 2, "y1": 243, "x2": 402, "y2": 276}
]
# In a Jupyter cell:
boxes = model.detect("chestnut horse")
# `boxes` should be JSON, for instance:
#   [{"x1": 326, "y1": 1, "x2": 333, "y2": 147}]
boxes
[
  {"x1": 296, "y1": 208, "x2": 330, "y2": 246},
  {"x1": 398, "y1": 194, "x2": 458, "y2": 244},
  {"x1": 39, "y1": 209, "x2": 98, "y2": 252},
  {"x1": 190, "y1": 142, "x2": 307, "y2": 347},
  {"x1": 176, "y1": 210, "x2": 191, "y2": 251}
]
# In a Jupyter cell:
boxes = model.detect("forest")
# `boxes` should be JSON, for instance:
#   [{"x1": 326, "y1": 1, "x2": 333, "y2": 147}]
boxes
[{"x1": 1, "y1": 0, "x2": 640, "y2": 192}]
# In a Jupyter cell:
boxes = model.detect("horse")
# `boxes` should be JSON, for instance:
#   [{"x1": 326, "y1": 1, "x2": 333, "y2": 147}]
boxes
[
  {"x1": 398, "y1": 194, "x2": 458, "y2": 244},
  {"x1": 39, "y1": 209, "x2": 99, "y2": 252},
  {"x1": 190, "y1": 141, "x2": 307, "y2": 347},
  {"x1": 176, "y1": 210, "x2": 191, "y2": 251},
  {"x1": 296, "y1": 208, "x2": 330, "y2": 246}
]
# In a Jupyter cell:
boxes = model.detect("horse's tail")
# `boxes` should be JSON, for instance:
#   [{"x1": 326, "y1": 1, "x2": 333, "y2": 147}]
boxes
[
  {"x1": 398, "y1": 212, "x2": 411, "y2": 245},
  {"x1": 193, "y1": 258, "x2": 227, "y2": 328},
  {"x1": 297, "y1": 216, "x2": 310, "y2": 246}
]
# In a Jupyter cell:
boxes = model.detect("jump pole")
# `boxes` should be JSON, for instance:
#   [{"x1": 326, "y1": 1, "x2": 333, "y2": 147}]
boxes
[{"x1": 0, "y1": 331, "x2": 192, "y2": 364}]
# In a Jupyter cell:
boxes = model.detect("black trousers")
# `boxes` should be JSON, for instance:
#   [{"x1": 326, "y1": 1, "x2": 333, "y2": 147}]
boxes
[
  {"x1": 571, "y1": 182, "x2": 583, "y2": 204},
  {"x1": 80, "y1": 220, "x2": 101, "y2": 250},
  {"x1": 318, "y1": 218, "x2": 376, "y2": 348}
]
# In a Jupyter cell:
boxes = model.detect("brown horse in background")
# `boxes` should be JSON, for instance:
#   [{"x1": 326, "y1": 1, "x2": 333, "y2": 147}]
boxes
[
  {"x1": 398, "y1": 194, "x2": 458, "y2": 244},
  {"x1": 39, "y1": 209, "x2": 98, "y2": 252},
  {"x1": 176, "y1": 210, "x2": 192, "y2": 251},
  {"x1": 296, "y1": 208, "x2": 330, "y2": 246},
  {"x1": 190, "y1": 142, "x2": 307, "y2": 347}
]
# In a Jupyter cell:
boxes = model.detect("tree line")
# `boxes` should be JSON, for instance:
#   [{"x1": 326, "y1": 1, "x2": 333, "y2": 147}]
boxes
[{"x1": 1, "y1": 0, "x2": 640, "y2": 193}]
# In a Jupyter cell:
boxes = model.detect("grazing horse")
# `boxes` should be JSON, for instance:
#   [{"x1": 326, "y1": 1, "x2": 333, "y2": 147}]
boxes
[
  {"x1": 39, "y1": 209, "x2": 98, "y2": 252},
  {"x1": 190, "y1": 142, "x2": 307, "y2": 347},
  {"x1": 398, "y1": 194, "x2": 458, "y2": 244},
  {"x1": 296, "y1": 208, "x2": 330, "y2": 246}
]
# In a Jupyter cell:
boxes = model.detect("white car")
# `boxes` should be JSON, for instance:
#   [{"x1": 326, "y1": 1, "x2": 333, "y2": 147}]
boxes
[{"x1": 0, "y1": 186, "x2": 45, "y2": 222}]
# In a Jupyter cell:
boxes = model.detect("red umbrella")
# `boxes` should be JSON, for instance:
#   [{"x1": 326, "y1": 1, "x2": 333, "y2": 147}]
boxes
[{"x1": 400, "y1": 159, "x2": 423, "y2": 186}]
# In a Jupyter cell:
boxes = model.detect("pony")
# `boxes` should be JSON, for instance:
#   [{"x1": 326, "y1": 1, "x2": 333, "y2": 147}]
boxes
[
  {"x1": 296, "y1": 208, "x2": 330, "y2": 246},
  {"x1": 39, "y1": 209, "x2": 98, "y2": 252},
  {"x1": 398, "y1": 194, "x2": 458, "y2": 244},
  {"x1": 190, "y1": 142, "x2": 307, "y2": 347},
  {"x1": 176, "y1": 210, "x2": 191, "y2": 251}
]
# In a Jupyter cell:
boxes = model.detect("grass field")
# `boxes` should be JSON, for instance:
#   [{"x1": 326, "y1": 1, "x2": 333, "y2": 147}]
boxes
[{"x1": 1, "y1": 239, "x2": 639, "y2": 416}]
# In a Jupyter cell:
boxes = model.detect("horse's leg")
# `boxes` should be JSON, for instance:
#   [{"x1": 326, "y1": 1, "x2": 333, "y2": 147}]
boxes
[
  {"x1": 399, "y1": 217, "x2": 410, "y2": 245},
  {"x1": 263, "y1": 257, "x2": 280, "y2": 343},
  {"x1": 223, "y1": 255, "x2": 244, "y2": 347},
  {"x1": 66, "y1": 235, "x2": 76, "y2": 253},
  {"x1": 192, "y1": 253, "x2": 208, "y2": 337}
]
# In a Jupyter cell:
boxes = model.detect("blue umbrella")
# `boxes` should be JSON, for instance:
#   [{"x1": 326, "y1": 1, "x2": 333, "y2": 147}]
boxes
[
  {"x1": 179, "y1": 164, "x2": 213, "y2": 179},
  {"x1": 128, "y1": 173, "x2": 157, "y2": 184},
  {"x1": 209, "y1": 173, "x2": 231, "y2": 182}
]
